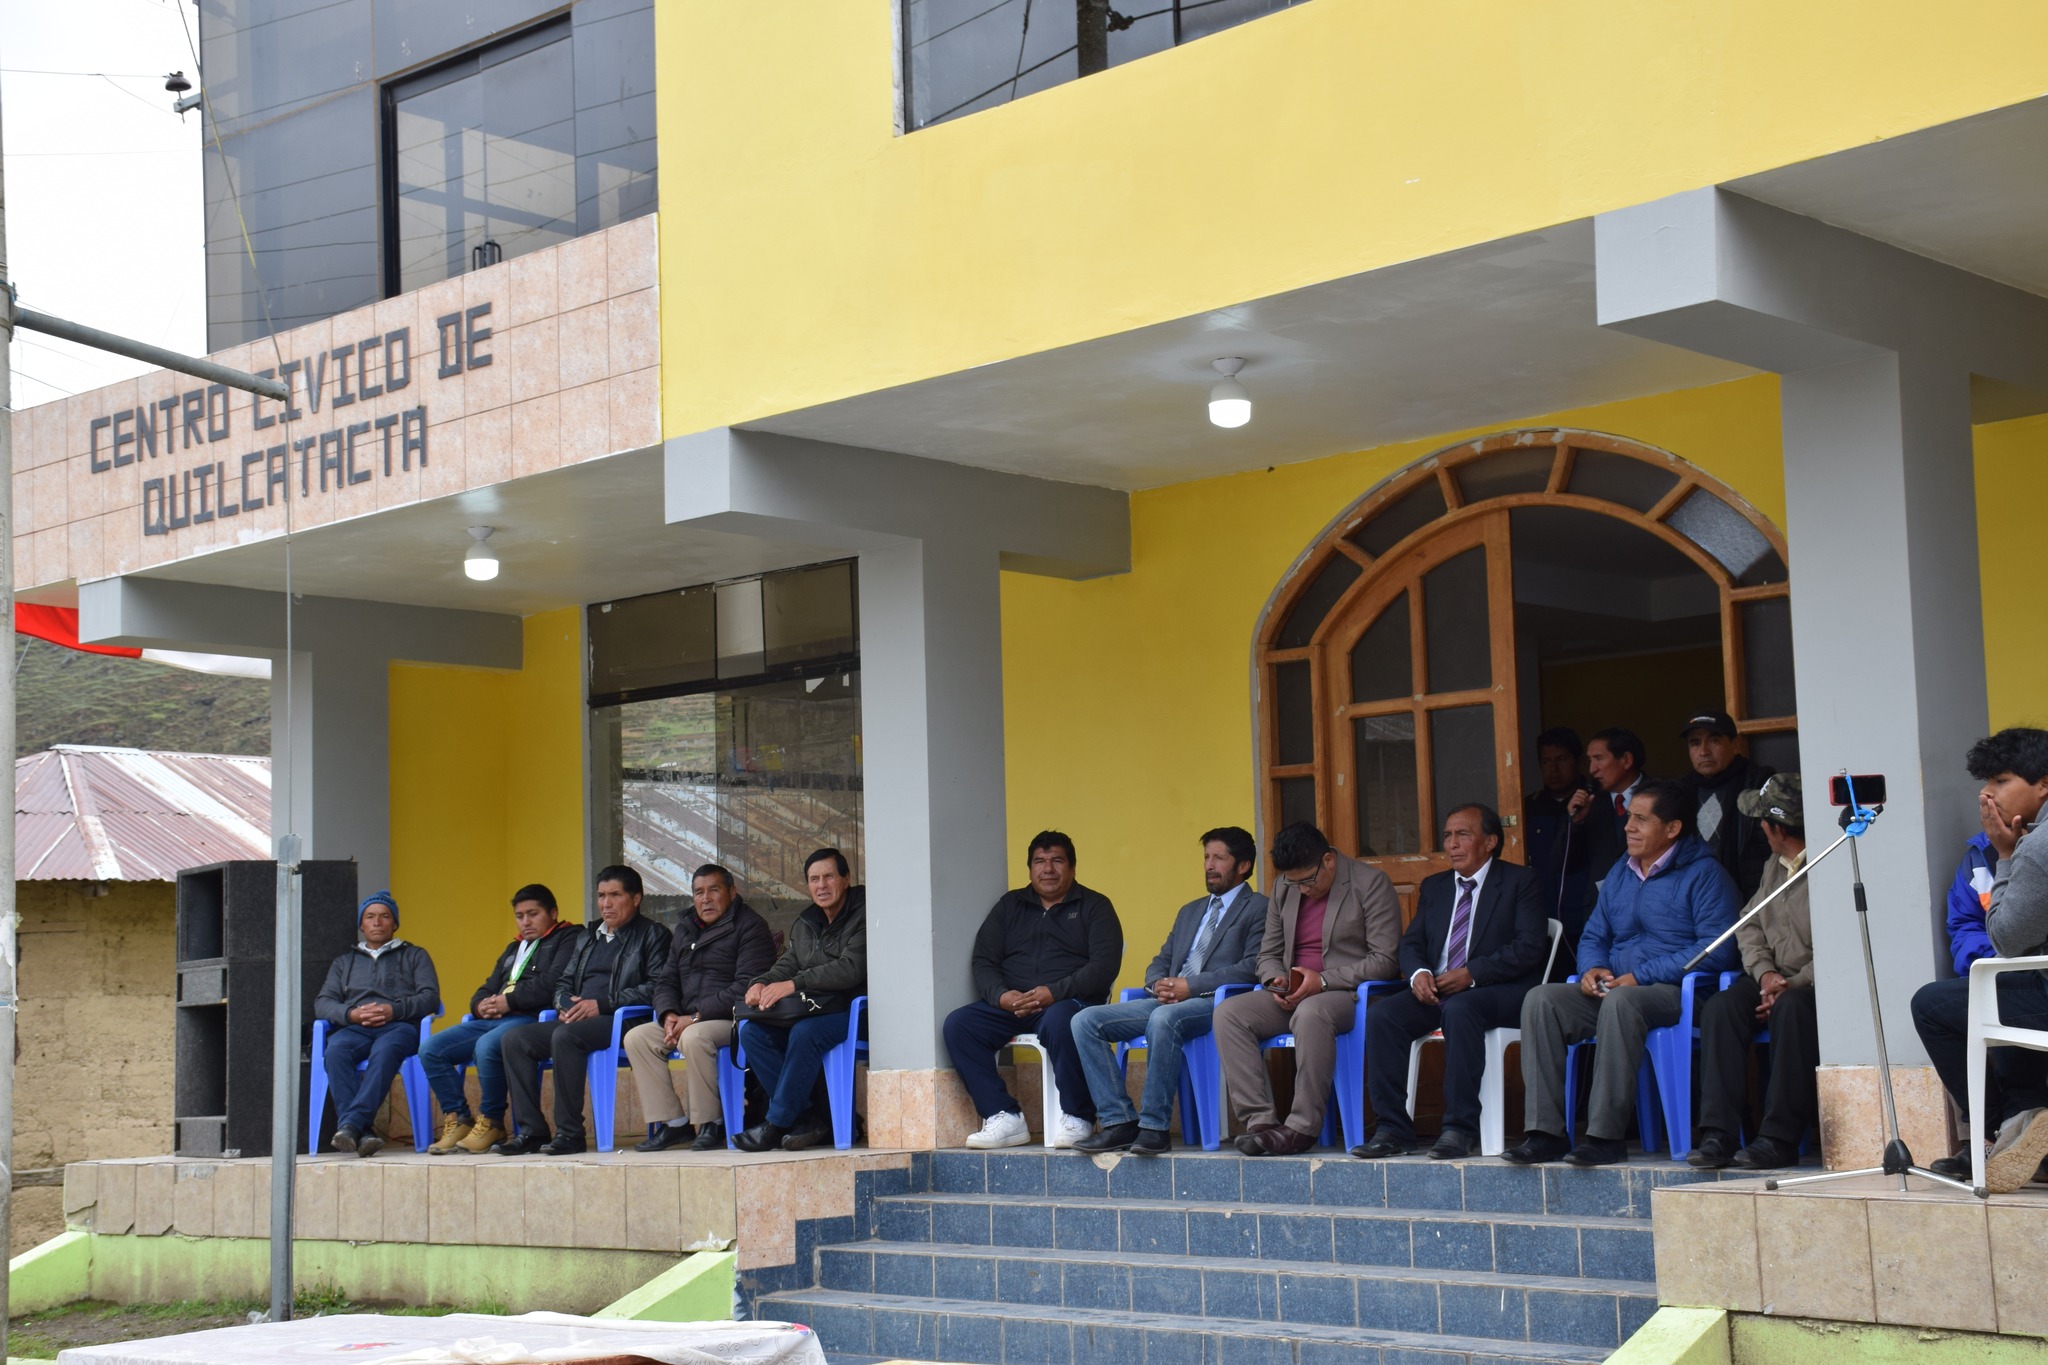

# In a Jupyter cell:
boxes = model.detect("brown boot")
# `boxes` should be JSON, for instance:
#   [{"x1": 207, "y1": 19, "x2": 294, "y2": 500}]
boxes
[
  {"x1": 427, "y1": 1112, "x2": 474, "y2": 1155},
  {"x1": 456, "y1": 1116, "x2": 506, "y2": 1154}
]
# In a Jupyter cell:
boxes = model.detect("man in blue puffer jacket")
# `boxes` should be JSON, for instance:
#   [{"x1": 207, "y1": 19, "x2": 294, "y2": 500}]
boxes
[{"x1": 1505, "y1": 779, "x2": 1740, "y2": 1167}]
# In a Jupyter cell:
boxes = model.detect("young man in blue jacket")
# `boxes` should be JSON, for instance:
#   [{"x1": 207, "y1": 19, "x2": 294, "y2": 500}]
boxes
[{"x1": 1505, "y1": 780, "x2": 1740, "y2": 1167}]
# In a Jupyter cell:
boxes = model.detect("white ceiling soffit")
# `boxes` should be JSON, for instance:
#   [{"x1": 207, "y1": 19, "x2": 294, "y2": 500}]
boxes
[
  {"x1": 1732, "y1": 94, "x2": 2048, "y2": 301},
  {"x1": 746, "y1": 221, "x2": 1755, "y2": 492}
]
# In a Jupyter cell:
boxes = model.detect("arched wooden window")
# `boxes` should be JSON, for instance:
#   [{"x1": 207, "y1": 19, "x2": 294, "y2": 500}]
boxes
[{"x1": 1255, "y1": 429, "x2": 1794, "y2": 911}]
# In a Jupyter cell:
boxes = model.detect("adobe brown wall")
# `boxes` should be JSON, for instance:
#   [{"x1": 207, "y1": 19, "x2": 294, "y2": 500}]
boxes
[{"x1": 14, "y1": 880, "x2": 175, "y2": 1252}]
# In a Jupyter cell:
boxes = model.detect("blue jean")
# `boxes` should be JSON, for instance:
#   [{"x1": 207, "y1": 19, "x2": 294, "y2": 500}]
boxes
[
  {"x1": 743, "y1": 1012, "x2": 866, "y2": 1129},
  {"x1": 323, "y1": 1022, "x2": 419, "y2": 1133},
  {"x1": 1071, "y1": 996, "x2": 1215, "y2": 1131},
  {"x1": 419, "y1": 1015, "x2": 536, "y2": 1123}
]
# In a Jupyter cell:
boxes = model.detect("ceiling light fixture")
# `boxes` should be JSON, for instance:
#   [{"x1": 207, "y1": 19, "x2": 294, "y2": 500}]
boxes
[
  {"x1": 463, "y1": 526, "x2": 499, "y2": 581},
  {"x1": 1208, "y1": 357, "x2": 1251, "y2": 428}
]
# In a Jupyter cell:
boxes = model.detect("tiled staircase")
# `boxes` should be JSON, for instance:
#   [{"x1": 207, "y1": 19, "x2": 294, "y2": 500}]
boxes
[{"x1": 761, "y1": 1147, "x2": 1720, "y2": 1364}]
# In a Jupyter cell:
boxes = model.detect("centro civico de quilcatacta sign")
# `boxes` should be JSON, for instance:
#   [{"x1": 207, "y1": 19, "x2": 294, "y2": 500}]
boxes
[{"x1": 99, "y1": 306, "x2": 494, "y2": 537}]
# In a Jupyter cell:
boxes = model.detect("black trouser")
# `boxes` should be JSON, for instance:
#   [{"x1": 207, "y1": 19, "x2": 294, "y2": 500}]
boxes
[
  {"x1": 1365, "y1": 983, "x2": 1528, "y2": 1140},
  {"x1": 1697, "y1": 976, "x2": 1818, "y2": 1147},
  {"x1": 943, "y1": 998, "x2": 1099, "y2": 1122},
  {"x1": 501, "y1": 1014, "x2": 616, "y2": 1141},
  {"x1": 1913, "y1": 973, "x2": 2048, "y2": 1130}
]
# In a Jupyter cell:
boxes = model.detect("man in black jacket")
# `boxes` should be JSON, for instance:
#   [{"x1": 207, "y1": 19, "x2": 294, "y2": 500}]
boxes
[
  {"x1": 1678, "y1": 710, "x2": 1774, "y2": 902},
  {"x1": 945, "y1": 830, "x2": 1123, "y2": 1150},
  {"x1": 624, "y1": 863, "x2": 777, "y2": 1152},
  {"x1": 734, "y1": 848, "x2": 870, "y2": 1152},
  {"x1": 313, "y1": 892, "x2": 441, "y2": 1157},
  {"x1": 1353, "y1": 805, "x2": 1550, "y2": 1160},
  {"x1": 419, "y1": 884, "x2": 581, "y2": 1154},
  {"x1": 497, "y1": 865, "x2": 671, "y2": 1155}
]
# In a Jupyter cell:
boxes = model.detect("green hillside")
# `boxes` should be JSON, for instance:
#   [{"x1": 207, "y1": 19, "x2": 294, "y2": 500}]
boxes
[{"x1": 14, "y1": 638, "x2": 269, "y2": 758}]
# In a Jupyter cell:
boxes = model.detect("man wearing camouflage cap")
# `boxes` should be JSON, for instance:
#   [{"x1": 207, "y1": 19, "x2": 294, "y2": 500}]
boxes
[{"x1": 1686, "y1": 773, "x2": 1814, "y2": 1170}]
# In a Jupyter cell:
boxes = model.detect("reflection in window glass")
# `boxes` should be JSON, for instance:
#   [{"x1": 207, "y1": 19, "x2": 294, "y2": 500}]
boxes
[
  {"x1": 1423, "y1": 546, "x2": 1491, "y2": 693},
  {"x1": 764, "y1": 562, "x2": 857, "y2": 670},
  {"x1": 1353, "y1": 714, "x2": 1418, "y2": 856},
  {"x1": 1277, "y1": 555, "x2": 1362, "y2": 649},
  {"x1": 1350, "y1": 593, "x2": 1412, "y2": 703},
  {"x1": 1668, "y1": 489, "x2": 1777, "y2": 584},
  {"x1": 1274, "y1": 661, "x2": 1314, "y2": 767},
  {"x1": 587, "y1": 585, "x2": 715, "y2": 704},
  {"x1": 1740, "y1": 597, "x2": 1798, "y2": 719},
  {"x1": 1567, "y1": 449, "x2": 1679, "y2": 513},
  {"x1": 1350, "y1": 479, "x2": 1448, "y2": 557},
  {"x1": 1430, "y1": 705, "x2": 1497, "y2": 832},
  {"x1": 1455, "y1": 448, "x2": 1554, "y2": 503}
]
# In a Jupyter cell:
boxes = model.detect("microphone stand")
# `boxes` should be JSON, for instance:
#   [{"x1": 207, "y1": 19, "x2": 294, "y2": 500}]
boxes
[{"x1": 1691, "y1": 797, "x2": 1970, "y2": 1195}]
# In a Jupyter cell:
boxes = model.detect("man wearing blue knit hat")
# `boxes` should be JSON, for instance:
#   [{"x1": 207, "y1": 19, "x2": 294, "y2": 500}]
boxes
[{"x1": 313, "y1": 892, "x2": 441, "y2": 1156}]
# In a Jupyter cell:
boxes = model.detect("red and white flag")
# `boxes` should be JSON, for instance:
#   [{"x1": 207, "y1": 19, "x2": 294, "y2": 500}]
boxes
[{"x1": 15, "y1": 604, "x2": 271, "y2": 680}]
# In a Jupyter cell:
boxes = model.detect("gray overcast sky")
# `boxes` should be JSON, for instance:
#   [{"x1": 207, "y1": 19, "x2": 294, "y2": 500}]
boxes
[{"x1": 3, "y1": 0, "x2": 205, "y2": 411}]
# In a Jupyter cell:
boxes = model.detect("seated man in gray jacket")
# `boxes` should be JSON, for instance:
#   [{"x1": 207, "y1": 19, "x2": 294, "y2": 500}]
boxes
[
  {"x1": 313, "y1": 892, "x2": 441, "y2": 1157},
  {"x1": 1071, "y1": 827, "x2": 1266, "y2": 1155}
]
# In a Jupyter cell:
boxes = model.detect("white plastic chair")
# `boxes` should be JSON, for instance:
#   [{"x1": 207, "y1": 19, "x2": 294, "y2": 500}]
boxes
[
  {"x1": 1404, "y1": 917, "x2": 1564, "y2": 1156},
  {"x1": 1967, "y1": 953, "x2": 2048, "y2": 1192},
  {"x1": 1006, "y1": 1033, "x2": 1066, "y2": 1148}
]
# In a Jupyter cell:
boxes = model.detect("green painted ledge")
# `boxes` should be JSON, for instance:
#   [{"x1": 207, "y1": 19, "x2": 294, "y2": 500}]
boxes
[
  {"x1": 8, "y1": 1230, "x2": 92, "y2": 1316},
  {"x1": 1733, "y1": 1316, "x2": 2048, "y2": 1364},
  {"x1": 1609, "y1": 1308, "x2": 1731, "y2": 1365},
  {"x1": 594, "y1": 1251, "x2": 735, "y2": 1321}
]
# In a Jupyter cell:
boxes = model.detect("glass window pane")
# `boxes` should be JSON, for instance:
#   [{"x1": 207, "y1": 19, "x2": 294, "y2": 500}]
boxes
[
  {"x1": 1740, "y1": 597, "x2": 1798, "y2": 718},
  {"x1": 1349, "y1": 479, "x2": 1448, "y2": 557},
  {"x1": 1277, "y1": 776, "x2": 1317, "y2": 832},
  {"x1": 715, "y1": 578, "x2": 766, "y2": 680},
  {"x1": 1749, "y1": 730, "x2": 1800, "y2": 776},
  {"x1": 764, "y1": 562, "x2": 858, "y2": 670},
  {"x1": 1423, "y1": 546, "x2": 1492, "y2": 693},
  {"x1": 1567, "y1": 449, "x2": 1679, "y2": 513},
  {"x1": 1455, "y1": 448, "x2": 1554, "y2": 503},
  {"x1": 1354, "y1": 714, "x2": 1419, "y2": 856},
  {"x1": 1274, "y1": 661, "x2": 1314, "y2": 767},
  {"x1": 587, "y1": 585, "x2": 715, "y2": 703},
  {"x1": 1667, "y1": 489, "x2": 1778, "y2": 584},
  {"x1": 1430, "y1": 704, "x2": 1498, "y2": 829},
  {"x1": 1349, "y1": 593, "x2": 1412, "y2": 704},
  {"x1": 1277, "y1": 555, "x2": 1362, "y2": 649}
]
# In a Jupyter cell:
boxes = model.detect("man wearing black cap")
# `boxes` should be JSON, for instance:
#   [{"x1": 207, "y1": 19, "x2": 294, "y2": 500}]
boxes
[
  {"x1": 1679, "y1": 710, "x2": 1774, "y2": 901},
  {"x1": 313, "y1": 892, "x2": 441, "y2": 1157},
  {"x1": 1687, "y1": 774, "x2": 1814, "y2": 1171}
]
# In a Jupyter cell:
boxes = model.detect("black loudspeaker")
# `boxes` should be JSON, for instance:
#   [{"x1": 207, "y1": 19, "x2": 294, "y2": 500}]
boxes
[{"x1": 173, "y1": 860, "x2": 358, "y2": 1157}]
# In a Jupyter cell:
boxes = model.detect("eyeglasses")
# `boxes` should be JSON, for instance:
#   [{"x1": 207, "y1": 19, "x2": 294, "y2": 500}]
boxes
[{"x1": 1281, "y1": 866, "x2": 1323, "y2": 888}]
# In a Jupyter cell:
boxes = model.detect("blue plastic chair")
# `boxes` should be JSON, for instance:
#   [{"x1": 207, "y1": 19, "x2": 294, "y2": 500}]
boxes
[
  {"x1": 308, "y1": 1011, "x2": 439, "y2": 1153},
  {"x1": 1111, "y1": 986, "x2": 1222, "y2": 1150},
  {"x1": 1217, "y1": 979, "x2": 1399, "y2": 1150},
  {"x1": 732, "y1": 994, "x2": 870, "y2": 1150},
  {"x1": 1562, "y1": 971, "x2": 1715, "y2": 1153},
  {"x1": 583, "y1": 1004, "x2": 653, "y2": 1152}
]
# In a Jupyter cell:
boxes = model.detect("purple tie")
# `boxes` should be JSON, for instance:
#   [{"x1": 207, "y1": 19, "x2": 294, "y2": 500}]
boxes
[{"x1": 1445, "y1": 877, "x2": 1476, "y2": 972}]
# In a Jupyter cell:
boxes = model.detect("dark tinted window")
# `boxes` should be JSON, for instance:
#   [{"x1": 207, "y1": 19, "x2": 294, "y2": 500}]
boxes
[
  {"x1": 1350, "y1": 479, "x2": 1448, "y2": 557},
  {"x1": 1567, "y1": 449, "x2": 1679, "y2": 513},
  {"x1": 1276, "y1": 555, "x2": 1362, "y2": 649}
]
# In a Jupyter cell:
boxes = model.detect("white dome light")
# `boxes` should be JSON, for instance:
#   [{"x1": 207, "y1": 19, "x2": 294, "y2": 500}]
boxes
[
  {"x1": 1208, "y1": 357, "x2": 1251, "y2": 428},
  {"x1": 463, "y1": 526, "x2": 500, "y2": 581}
]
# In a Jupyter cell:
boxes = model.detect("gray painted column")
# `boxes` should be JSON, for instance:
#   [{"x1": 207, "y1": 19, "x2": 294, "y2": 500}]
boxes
[
  {"x1": 269, "y1": 649, "x2": 398, "y2": 896},
  {"x1": 1594, "y1": 188, "x2": 2048, "y2": 1065}
]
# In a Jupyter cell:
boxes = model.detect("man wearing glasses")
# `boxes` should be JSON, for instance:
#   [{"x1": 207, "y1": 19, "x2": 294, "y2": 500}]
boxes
[{"x1": 1213, "y1": 822, "x2": 1401, "y2": 1155}]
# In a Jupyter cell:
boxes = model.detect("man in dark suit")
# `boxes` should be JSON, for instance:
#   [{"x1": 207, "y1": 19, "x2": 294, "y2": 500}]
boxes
[
  {"x1": 1572, "y1": 726, "x2": 1647, "y2": 951},
  {"x1": 1215, "y1": 822, "x2": 1401, "y2": 1156},
  {"x1": 1352, "y1": 804, "x2": 1550, "y2": 1159},
  {"x1": 1070, "y1": 826, "x2": 1269, "y2": 1155},
  {"x1": 1523, "y1": 728, "x2": 1590, "y2": 938}
]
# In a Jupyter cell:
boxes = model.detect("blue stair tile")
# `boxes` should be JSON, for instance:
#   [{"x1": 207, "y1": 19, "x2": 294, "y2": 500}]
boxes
[
  {"x1": 1174, "y1": 1154, "x2": 1244, "y2": 1202},
  {"x1": 1462, "y1": 1162, "x2": 1548, "y2": 1214},
  {"x1": 1526, "y1": 1287, "x2": 1622, "y2": 1348},
  {"x1": 937, "y1": 1310, "x2": 1003, "y2": 1364},
  {"x1": 1411, "y1": 1217, "x2": 1494, "y2": 1271},
  {"x1": 1121, "y1": 1206, "x2": 1190, "y2": 1254},
  {"x1": 1276, "y1": 1270, "x2": 1357, "y2": 1327},
  {"x1": 872, "y1": 1306, "x2": 935, "y2": 1358},
  {"x1": 1142, "y1": 1324, "x2": 1213, "y2": 1365},
  {"x1": 908, "y1": 1151, "x2": 932, "y2": 1192},
  {"x1": 1189, "y1": 1208, "x2": 1260, "y2": 1258},
  {"x1": 1049, "y1": 1154, "x2": 1111, "y2": 1198},
  {"x1": 1333, "y1": 1211, "x2": 1413, "y2": 1267},
  {"x1": 1619, "y1": 1292, "x2": 1659, "y2": 1339},
  {"x1": 1356, "y1": 1275, "x2": 1440, "y2": 1333},
  {"x1": 878, "y1": 1199, "x2": 932, "y2": 1243},
  {"x1": 1054, "y1": 1203, "x2": 1120, "y2": 1251},
  {"x1": 1544, "y1": 1166, "x2": 1631, "y2": 1218},
  {"x1": 1385, "y1": 1160, "x2": 1467, "y2": 1212},
  {"x1": 1580, "y1": 1225, "x2": 1656, "y2": 1281},
  {"x1": 932, "y1": 1151, "x2": 987, "y2": 1193},
  {"x1": 932, "y1": 1253, "x2": 996, "y2": 1301},
  {"x1": 996, "y1": 1257, "x2": 1063, "y2": 1307},
  {"x1": 932, "y1": 1199, "x2": 994, "y2": 1245},
  {"x1": 1065, "y1": 1259, "x2": 1132, "y2": 1312},
  {"x1": 1240, "y1": 1156, "x2": 1313, "y2": 1205},
  {"x1": 1071, "y1": 1322, "x2": 1145, "y2": 1365},
  {"x1": 1439, "y1": 1281, "x2": 1528, "y2": 1340},
  {"x1": 1495, "y1": 1220, "x2": 1582, "y2": 1277},
  {"x1": 1108, "y1": 1154, "x2": 1177, "y2": 1200},
  {"x1": 1004, "y1": 1315, "x2": 1073, "y2": 1364},
  {"x1": 818, "y1": 1247, "x2": 873, "y2": 1293},
  {"x1": 993, "y1": 1200, "x2": 1055, "y2": 1248},
  {"x1": 1310, "y1": 1159, "x2": 1385, "y2": 1208},
  {"x1": 872, "y1": 1250, "x2": 934, "y2": 1298},
  {"x1": 1200, "y1": 1266, "x2": 1273, "y2": 1321},
  {"x1": 1258, "y1": 1211, "x2": 1334, "y2": 1261},
  {"x1": 796, "y1": 1301, "x2": 872, "y2": 1357},
  {"x1": 1302, "y1": 1343, "x2": 1393, "y2": 1365},
  {"x1": 1215, "y1": 1330, "x2": 1295, "y2": 1365},
  {"x1": 1130, "y1": 1262, "x2": 1204, "y2": 1316},
  {"x1": 988, "y1": 1152, "x2": 1049, "y2": 1196}
]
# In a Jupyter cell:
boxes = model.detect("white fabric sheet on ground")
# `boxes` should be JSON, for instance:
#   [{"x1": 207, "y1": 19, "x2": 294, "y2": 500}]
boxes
[{"x1": 54, "y1": 1311, "x2": 826, "y2": 1365}]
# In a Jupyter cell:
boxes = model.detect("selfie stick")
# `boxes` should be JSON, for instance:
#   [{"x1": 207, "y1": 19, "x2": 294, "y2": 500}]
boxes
[{"x1": 1759, "y1": 774, "x2": 1972, "y2": 1196}]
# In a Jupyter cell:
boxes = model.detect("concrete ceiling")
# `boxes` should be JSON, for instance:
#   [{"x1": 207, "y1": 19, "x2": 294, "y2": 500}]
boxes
[{"x1": 748, "y1": 222, "x2": 1755, "y2": 491}]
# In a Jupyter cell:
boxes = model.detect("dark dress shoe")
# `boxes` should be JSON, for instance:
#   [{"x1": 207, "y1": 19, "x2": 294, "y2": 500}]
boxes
[
  {"x1": 1074, "y1": 1122, "x2": 1140, "y2": 1154},
  {"x1": 1929, "y1": 1151, "x2": 1973, "y2": 1180},
  {"x1": 1247, "y1": 1125, "x2": 1316, "y2": 1156},
  {"x1": 1502, "y1": 1131, "x2": 1570, "y2": 1165},
  {"x1": 354, "y1": 1133, "x2": 386, "y2": 1158},
  {"x1": 1567, "y1": 1137, "x2": 1629, "y2": 1166},
  {"x1": 782, "y1": 1121, "x2": 833, "y2": 1152},
  {"x1": 1130, "y1": 1128, "x2": 1172, "y2": 1156},
  {"x1": 492, "y1": 1130, "x2": 549, "y2": 1156},
  {"x1": 538, "y1": 1134, "x2": 588, "y2": 1156},
  {"x1": 1687, "y1": 1131, "x2": 1737, "y2": 1169},
  {"x1": 1429, "y1": 1129, "x2": 1476, "y2": 1160},
  {"x1": 1232, "y1": 1122, "x2": 1280, "y2": 1156},
  {"x1": 330, "y1": 1127, "x2": 359, "y2": 1154},
  {"x1": 733, "y1": 1123, "x2": 789, "y2": 1153},
  {"x1": 1730, "y1": 1135, "x2": 1799, "y2": 1170},
  {"x1": 1350, "y1": 1128, "x2": 1411, "y2": 1160},
  {"x1": 636, "y1": 1123, "x2": 697, "y2": 1153},
  {"x1": 691, "y1": 1121, "x2": 727, "y2": 1152}
]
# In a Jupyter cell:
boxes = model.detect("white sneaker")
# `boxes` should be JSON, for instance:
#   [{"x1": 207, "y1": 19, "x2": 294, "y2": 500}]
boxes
[
  {"x1": 965, "y1": 1111, "x2": 1031, "y2": 1149},
  {"x1": 1051, "y1": 1113, "x2": 1094, "y2": 1149}
]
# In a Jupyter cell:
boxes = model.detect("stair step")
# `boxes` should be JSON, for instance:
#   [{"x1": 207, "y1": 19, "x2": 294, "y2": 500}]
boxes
[
  {"x1": 759, "y1": 1288, "x2": 1617, "y2": 1364},
  {"x1": 872, "y1": 1193, "x2": 1654, "y2": 1281},
  {"x1": 818, "y1": 1241, "x2": 1654, "y2": 1349}
]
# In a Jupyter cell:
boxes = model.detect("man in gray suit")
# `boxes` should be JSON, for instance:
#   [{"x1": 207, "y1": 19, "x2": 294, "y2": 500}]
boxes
[{"x1": 1071, "y1": 827, "x2": 1269, "y2": 1155}]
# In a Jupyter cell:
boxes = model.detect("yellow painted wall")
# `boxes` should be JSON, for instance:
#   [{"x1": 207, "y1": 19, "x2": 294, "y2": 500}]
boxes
[
  {"x1": 1974, "y1": 412, "x2": 2048, "y2": 731},
  {"x1": 655, "y1": 1, "x2": 2048, "y2": 437},
  {"x1": 1540, "y1": 646, "x2": 1725, "y2": 780},
  {"x1": 388, "y1": 608, "x2": 587, "y2": 1009}
]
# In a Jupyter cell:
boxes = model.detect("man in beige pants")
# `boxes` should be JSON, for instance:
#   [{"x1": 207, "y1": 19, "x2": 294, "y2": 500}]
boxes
[
  {"x1": 1214, "y1": 822, "x2": 1401, "y2": 1155},
  {"x1": 623, "y1": 864, "x2": 778, "y2": 1152}
]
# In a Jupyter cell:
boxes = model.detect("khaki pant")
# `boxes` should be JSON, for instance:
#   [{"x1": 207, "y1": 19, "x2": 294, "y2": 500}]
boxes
[
  {"x1": 1214, "y1": 988, "x2": 1358, "y2": 1137},
  {"x1": 624, "y1": 1018, "x2": 735, "y2": 1125}
]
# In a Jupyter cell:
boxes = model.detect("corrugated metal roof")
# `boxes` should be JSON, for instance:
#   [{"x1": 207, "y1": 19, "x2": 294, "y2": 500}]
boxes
[{"x1": 15, "y1": 745, "x2": 271, "y2": 882}]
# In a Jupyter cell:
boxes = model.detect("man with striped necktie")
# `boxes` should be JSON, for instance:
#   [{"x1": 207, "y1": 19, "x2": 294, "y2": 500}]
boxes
[
  {"x1": 1069, "y1": 828, "x2": 1269, "y2": 1155},
  {"x1": 1354, "y1": 805, "x2": 1549, "y2": 1160}
]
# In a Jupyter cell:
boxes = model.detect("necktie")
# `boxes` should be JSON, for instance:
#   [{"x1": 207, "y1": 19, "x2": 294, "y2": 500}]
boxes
[
  {"x1": 1183, "y1": 896, "x2": 1225, "y2": 976},
  {"x1": 1613, "y1": 792, "x2": 1627, "y2": 818},
  {"x1": 1444, "y1": 878, "x2": 1477, "y2": 972}
]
